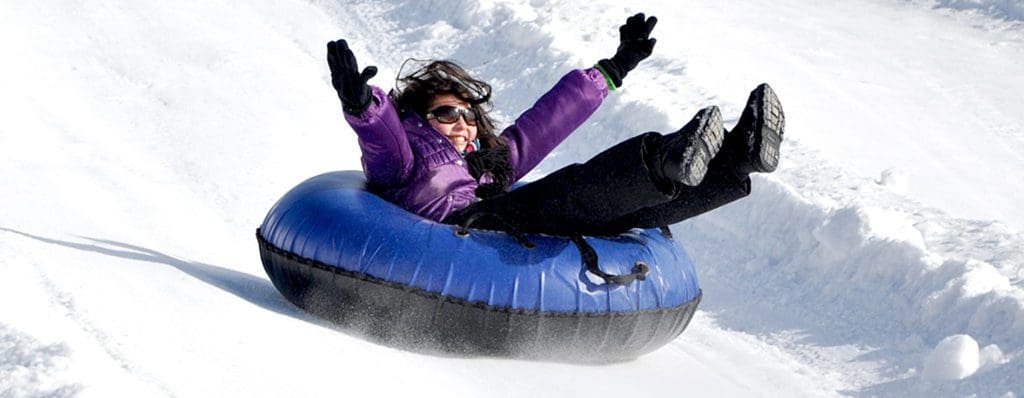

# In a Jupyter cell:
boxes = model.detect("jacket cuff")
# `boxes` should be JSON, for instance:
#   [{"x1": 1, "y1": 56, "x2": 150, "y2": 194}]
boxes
[
  {"x1": 583, "y1": 67, "x2": 612, "y2": 97},
  {"x1": 344, "y1": 86, "x2": 388, "y2": 126},
  {"x1": 595, "y1": 59, "x2": 623, "y2": 90}
]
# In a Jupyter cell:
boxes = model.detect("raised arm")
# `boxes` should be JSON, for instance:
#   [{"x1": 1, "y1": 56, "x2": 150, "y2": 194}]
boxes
[
  {"x1": 503, "y1": 13, "x2": 658, "y2": 182},
  {"x1": 327, "y1": 39, "x2": 412, "y2": 187},
  {"x1": 501, "y1": 68, "x2": 609, "y2": 182}
]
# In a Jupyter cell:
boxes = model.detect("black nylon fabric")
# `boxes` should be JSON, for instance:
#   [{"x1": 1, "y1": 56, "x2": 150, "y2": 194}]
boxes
[
  {"x1": 444, "y1": 131, "x2": 750, "y2": 237},
  {"x1": 604, "y1": 148, "x2": 751, "y2": 232}
]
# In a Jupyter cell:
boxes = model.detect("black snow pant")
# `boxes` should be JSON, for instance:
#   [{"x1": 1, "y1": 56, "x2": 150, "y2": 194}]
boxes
[{"x1": 442, "y1": 132, "x2": 751, "y2": 238}]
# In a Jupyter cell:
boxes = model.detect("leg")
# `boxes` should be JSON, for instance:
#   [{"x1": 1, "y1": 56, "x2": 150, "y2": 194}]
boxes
[
  {"x1": 444, "y1": 133, "x2": 670, "y2": 237},
  {"x1": 601, "y1": 154, "x2": 751, "y2": 231},
  {"x1": 443, "y1": 106, "x2": 726, "y2": 237},
  {"x1": 602, "y1": 83, "x2": 785, "y2": 230}
]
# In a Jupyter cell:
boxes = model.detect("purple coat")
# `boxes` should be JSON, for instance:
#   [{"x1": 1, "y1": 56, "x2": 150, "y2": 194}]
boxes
[{"x1": 345, "y1": 68, "x2": 609, "y2": 221}]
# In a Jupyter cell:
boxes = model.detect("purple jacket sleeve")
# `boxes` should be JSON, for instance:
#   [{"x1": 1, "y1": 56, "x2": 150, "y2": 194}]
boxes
[
  {"x1": 344, "y1": 86, "x2": 413, "y2": 187},
  {"x1": 502, "y1": 68, "x2": 609, "y2": 182}
]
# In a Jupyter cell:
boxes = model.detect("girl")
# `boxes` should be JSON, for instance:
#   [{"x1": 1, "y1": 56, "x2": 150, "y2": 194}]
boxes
[{"x1": 327, "y1": 13, "x2": 784, "y2": 241}]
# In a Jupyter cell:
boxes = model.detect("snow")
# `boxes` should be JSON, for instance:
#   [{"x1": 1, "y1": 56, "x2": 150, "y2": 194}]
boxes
[{"x1": 1, "y1": 0, "x2": 1023, "y2": 396}]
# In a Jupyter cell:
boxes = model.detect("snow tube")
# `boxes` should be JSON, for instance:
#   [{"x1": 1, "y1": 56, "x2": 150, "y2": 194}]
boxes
[{"x1": 256, "y1": 171, "x2": 701, "y2": 362}]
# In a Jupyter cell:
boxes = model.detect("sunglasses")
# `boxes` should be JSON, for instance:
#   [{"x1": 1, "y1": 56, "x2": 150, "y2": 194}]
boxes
[{"x1": 426, "y1": 105, "x2": 478, "y2": 126}]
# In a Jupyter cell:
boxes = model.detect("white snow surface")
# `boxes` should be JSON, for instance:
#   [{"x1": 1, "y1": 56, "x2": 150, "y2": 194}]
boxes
[{"x1": 2, "y1": 0, "x2": 1023, "y2": 396}]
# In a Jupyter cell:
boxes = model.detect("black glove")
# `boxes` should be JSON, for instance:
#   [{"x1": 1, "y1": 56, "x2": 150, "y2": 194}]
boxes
[
  {"x1": 326, "y1": 39, "x2": 378, "y2": 115},
  {"x1": 598, "y1": 13, "x2": 657, "y2": 88},
  {"x1": 465, "y1": 145, "x2": 512, "y2": 199}
]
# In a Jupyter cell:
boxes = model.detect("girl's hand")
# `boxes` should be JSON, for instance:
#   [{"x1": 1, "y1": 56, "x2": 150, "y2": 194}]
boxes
[
  {"x1": 326, "y1": 39, "x2": 378, "y2": 115},
  {"x1": 615, "y1": 12, "x2": 658, "y2": 70},
  {"x1": 597, "y1": 13, "x2": 658, "y2": 88}
]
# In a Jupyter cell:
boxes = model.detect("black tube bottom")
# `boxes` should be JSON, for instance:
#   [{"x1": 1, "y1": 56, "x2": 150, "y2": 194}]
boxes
[{"x1": 257, "y1": 230, "x2": 700, "y2": 363}]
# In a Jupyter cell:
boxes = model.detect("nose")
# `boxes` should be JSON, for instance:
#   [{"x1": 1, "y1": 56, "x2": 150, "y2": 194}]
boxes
[{"x1": 453, "y1": 115, "x2": 468, "y2": 128}]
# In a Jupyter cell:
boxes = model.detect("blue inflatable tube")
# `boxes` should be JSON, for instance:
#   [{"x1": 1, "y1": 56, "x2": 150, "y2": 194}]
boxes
[{"x1": 256, "y1": 171, "x2": 701, "y2": 362}]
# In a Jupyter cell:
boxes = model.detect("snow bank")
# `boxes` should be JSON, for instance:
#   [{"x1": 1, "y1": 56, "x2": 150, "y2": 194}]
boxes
[
  {"x1": 675, "y1": 141, "x2": 1024, "y2": 394},
  {"x1": 931, "y1": 0, "x2": 1024, "y2": 22}
]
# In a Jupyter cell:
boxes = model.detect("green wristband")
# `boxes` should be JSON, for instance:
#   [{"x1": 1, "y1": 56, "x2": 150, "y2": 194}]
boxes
[{"x1": 594, "y1": 63, "x2": 618, "y2": 92}]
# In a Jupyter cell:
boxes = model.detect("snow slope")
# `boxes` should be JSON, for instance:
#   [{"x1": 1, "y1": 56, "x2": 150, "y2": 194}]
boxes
[{"x1": 2, "y1": 0, "x2": 1022, "y2": 396}]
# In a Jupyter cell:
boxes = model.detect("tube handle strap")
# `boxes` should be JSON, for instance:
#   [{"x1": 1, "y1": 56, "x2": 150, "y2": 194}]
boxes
[{"x1": 570, "y1": 234, "x2": 649, "y2": 285}]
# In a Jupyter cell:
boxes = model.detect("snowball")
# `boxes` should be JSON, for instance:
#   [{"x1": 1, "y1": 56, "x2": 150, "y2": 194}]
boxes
[{"x1": 922, "y1": 334, "x2": 980, "y2": 381}]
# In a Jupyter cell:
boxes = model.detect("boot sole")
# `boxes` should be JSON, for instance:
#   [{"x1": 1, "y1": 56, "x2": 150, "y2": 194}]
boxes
[
  {"x1": 748, "y1": 83, "x2": 785, "y2": 173},
  {"x1": 679, "y1": 106, "x2": 725, "y2": 186}
]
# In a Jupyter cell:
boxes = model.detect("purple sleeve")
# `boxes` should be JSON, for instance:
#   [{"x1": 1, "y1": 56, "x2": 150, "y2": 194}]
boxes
[
  {"x1": 501, "y1": 68, "x2": 609, "y2": 182},
  {"x1": 344, "y1": 86, "x2": 413, "y2": 187}
]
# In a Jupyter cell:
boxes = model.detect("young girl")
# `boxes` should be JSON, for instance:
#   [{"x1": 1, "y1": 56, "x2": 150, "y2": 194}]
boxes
[{"x1": 328, "y1": 13, "x2": 784, "y2": 240}]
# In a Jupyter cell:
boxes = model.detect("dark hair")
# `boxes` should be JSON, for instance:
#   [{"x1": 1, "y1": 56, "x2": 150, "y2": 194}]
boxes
[{"x1": 391, "y1": 59, "x2": 504, "y2": 149}]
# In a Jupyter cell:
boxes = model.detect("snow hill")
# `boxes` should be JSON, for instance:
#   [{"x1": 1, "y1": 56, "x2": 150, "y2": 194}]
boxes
[{"x1": 2, "y1": 0, "x2": 1023, "y2": 396}]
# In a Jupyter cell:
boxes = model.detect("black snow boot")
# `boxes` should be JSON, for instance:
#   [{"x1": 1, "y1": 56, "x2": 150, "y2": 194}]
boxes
[
  {"x1": 725, "y1": 83, "x2": 785, "y2": 174},
  {"x1": 653, "y1": 106, "x2": 725, "y2": 188}
]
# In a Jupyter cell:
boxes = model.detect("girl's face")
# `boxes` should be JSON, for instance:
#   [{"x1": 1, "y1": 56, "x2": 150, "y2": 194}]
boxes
[{"x1": 426, "y1": 93, "x2": 478, "y2": 152}]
